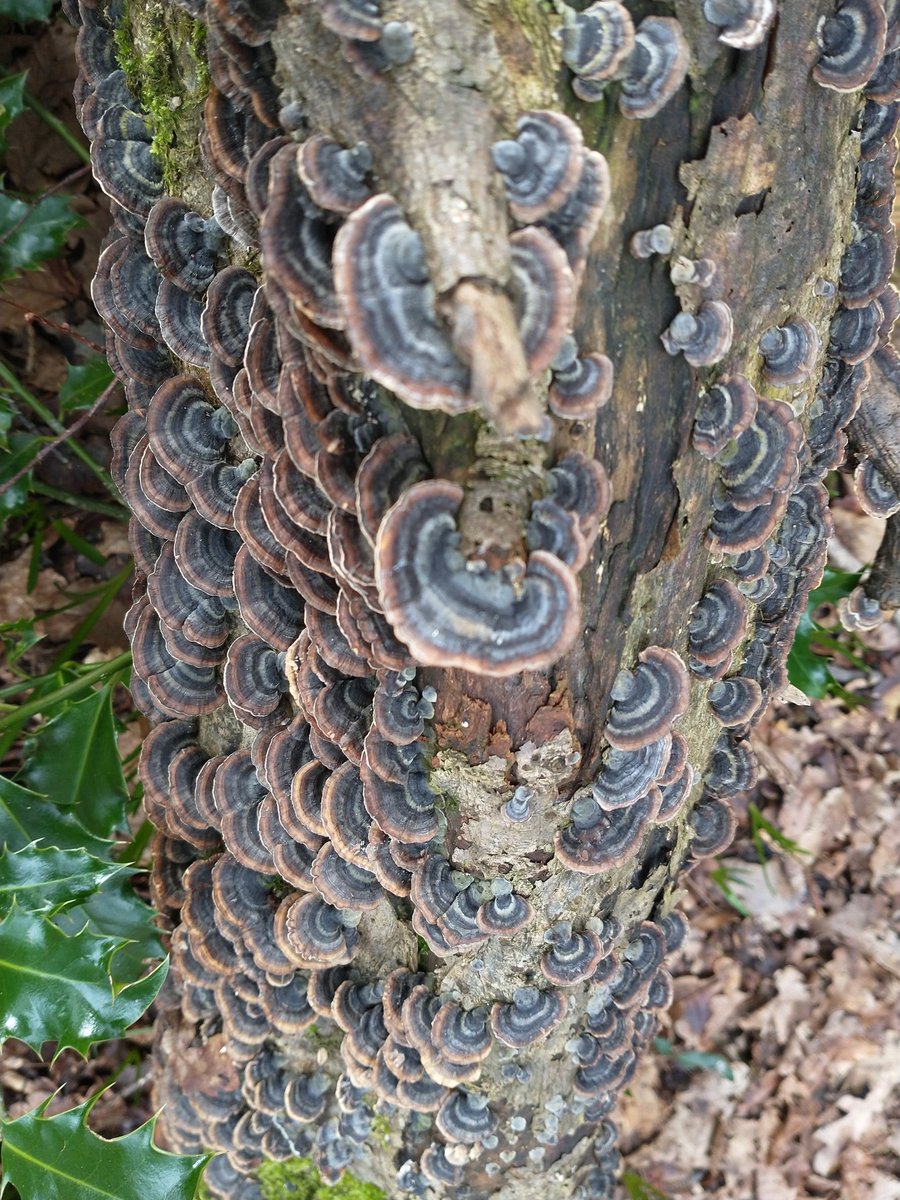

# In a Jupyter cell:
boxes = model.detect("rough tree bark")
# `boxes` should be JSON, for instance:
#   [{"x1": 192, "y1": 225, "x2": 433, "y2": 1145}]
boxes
[{"x1": 73, "y1": 0, "x2": 899, "y2": 1197}]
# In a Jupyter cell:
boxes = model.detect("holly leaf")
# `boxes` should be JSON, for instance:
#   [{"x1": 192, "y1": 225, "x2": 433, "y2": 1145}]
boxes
[
  {"x1": 0, "y1": 193, "x2": 80, "y2": 279},
  {"x1": 23, "y1": 685, "x2": 130, "y2": 837},
  {"x1": 59, "y1": 357, "x2": 116, "y2": 416},
  {"x1": 0, "y1": 0, "x2": 56, "y2": 19},
  {"x1": 0, "y1": 72, "x2": 27, "y2": 155},
  {"x1": 0, "y1": 843, "x2": 133, "y2": 917},
  {"x1": 54, "y1": 876, "x2": 164, "y2": 988},
  {"x1": 0, "y1": 775, "x2": 110, "y2": 857},
  {"x1": 0, "y1": 1099, "x2": 207, "y2": 1200},
  {"x1": 0, "y1": 905, "x2": 167, "y2": 1056}
]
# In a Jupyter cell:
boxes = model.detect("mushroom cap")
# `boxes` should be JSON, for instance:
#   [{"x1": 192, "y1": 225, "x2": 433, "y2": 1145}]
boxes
[
  {"x1": 475, "y1": 889, "x2": 533, "y2": 937},
  {"x1": 435, "y1": 1089, "x2": 497, "y2": 1145},
  {"x1": 549, "y1": 451, "x2": 613, "y2": 542},
  {"x1": 689, "y1": 795, "x2": 738, "y2": 857},
  {"x1": 860, "y1": 98, "x2": 900, "y2": 159},
  {"x1": 409, "y1": 855, "x2": 459, "y2": 924},
  {"x1": 201, "y1": 266, "x2": 257, "y2": 366},
  {"x1": 429, "y1": 1003, "x2": 492, "y2": 1066},
  {"x1": 155, "y1": 278, "x2": 211, "y2": 368},
  {"x1": 688, "y1": 580, "x2": 748, "y2": 665},
  {"x1": 375, "y1": 479, "x2": 580, "y2": 676},
  {"x1": 661, "y1": 300, "x2": 734, "y2": 366},
  {"x1": 274, "y1": 892, "x2": 359, "y2": 968},
  {"x1": 537, "y1": 148, "x2": 611, "y2": 281},
  {"x1": 320, "y1": 761, "x2": 372, "y2": 868},
  {"x1": 813, "y1": 0, "x2": 887, "y2": 91},
  {"x1": 838, "y1": 584, "x2": 883, "y2": 631},
  {"x1": 605, "y1": 646, "x2": 690, "y2": 750},
  {"x1": 318, "y1": 0, "x2": 384, "y2": 41},
  {"x1": 829, "y1": 300, "x2": 883, "y2": 364},
  {"x1": 715, "y1": 396, "x2": 802, "y2": 510},
  {"x1": 146, "y1": 376, "x2": 235, "y2": 486},
  {"x1": 91, "y1": 130, "x2": 163, "y2": 216},
  {"x1": 705, "y1": 732, "x2": 758, "y2": 797},
  {"x1": 298, "y1": 134, "x2": 373, "y2": 214},
  {"x1": 234, "y1": 545, "x2": 305, "y2": 650},
  {"x1": 619, "y1": 16, "x2": 690, "y2": 120},
  {"x1": 145, "y1": 197, "x2": 221, "y2": 294},
  {"x1": 592, "y1": 734, "x2": 671, "y2": 810},
  {"x1": 656, "y1": 761, "x2": 696, "y2": 822},
  {"x1": 223, "y1": 633, "x2": 286, "y2": 720},
  {"x1": 492, "y1": 110, "x2": 585, "y2": 223},
  {"x1": 541, "y1": 928, "x2": 605, "y2": 986},
  {"x1": 562, "y1": 1, "x2": 635, "y2": 82},
  {"x1": 702, "y1": 0, "x2": 776, "y2": 50},
  {"x1": 508, "y1": 225, "x2": 577, "y2": 376},
  {"x1": 854, "y1": 457, "x2": 900, "y2": 516},
  {"x1": 555, "y1": 787, "x2": 661, "y2": 873},
  {"x1": 549, "y1": 348, "x2": 614, "y2": 420},
  {"x1": 707, "y1": 491, "x2": 787, "y2": 555},
  {"x1": 707, "y1": 675, "x2": 764, "y2": 726},
  {"x1": 840, "y1": 215, "x2": 897, "y2": 307},
  {"x1": 490, "y1": 986, "x2": 566, "y2": 1048},
  {"x1": 355, "y1": 433, "x2": 429, "y2": 547},
  {"x1": 311, "y1": 844, "x2": 383, "y2": 910},
  {"x1": 759, "y1": 317, "x2": 821, "y2": 385}
]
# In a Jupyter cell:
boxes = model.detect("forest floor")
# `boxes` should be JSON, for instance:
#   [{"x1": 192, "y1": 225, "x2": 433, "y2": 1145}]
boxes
[{"x1": 1, "y1": 13, "x2": 899, "y2": 1200}]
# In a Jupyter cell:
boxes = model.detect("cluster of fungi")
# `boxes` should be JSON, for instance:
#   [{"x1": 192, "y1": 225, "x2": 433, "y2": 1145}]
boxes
[{"x1": 68, "y1": 0, "x2": 899, "y2": 1197}]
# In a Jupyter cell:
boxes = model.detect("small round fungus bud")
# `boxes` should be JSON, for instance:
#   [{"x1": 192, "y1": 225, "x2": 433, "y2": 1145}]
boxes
[
  {"x1": 759, "y1": 317, "x2": 820, "y2": 385},
  {"x1": 629, "y1": 223, "x2": 674, "y2": 258},
  {"x1": 703, "y1": 0, "x2": 776, "y2": 50},
  {"x1": 661, "y1": 300, "x2": 734, "y2": 366}
]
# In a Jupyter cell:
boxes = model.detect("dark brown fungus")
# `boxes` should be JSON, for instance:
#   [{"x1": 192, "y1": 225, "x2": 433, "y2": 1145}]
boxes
[
  {"x1": 526, "y1": 499, "x2": 587, "y2": 570},
  {"x1": 656, "y1": 762, "x2": 695, "y2": 822},
  {"x1": 355, "y1": 434, "x2": 429, "y2": 547},
  {"x1": 491, "y1": 110, "x2": 584, "y2": 222},
  {"x1": 409, "y1": 856, "x2": 459, "y2": 924},
  {"x1": 708, "y1": 676, "x2": 764, "y2": 726},
  {"x1": 372, "y1": 672, "x2": 433, "y2": 745},
  {"x1": 661, "y1": 300, "x2": 734, "y2": 366},
  {"x1": 144, "y1": 197, "x2": 222, "y2": 294},
  {"x1": 298, "y1": 135, "x2": 372, "y2": 214},
  {"x1": 549, "y1": 451, "x2": 612, "y2": 542},
  {"x1": 260, "y1": 146, "x2": 342, "y2": 329},
  {"x1": 860, "y1": 98, "x2": 900, "y2": 158},
  {"x1": 707, "y1": 492, "x2": 786, "y2": 555},
  {"x1": 562, "y1": 1, "x2": 635, "y2": 83},
  {"x1": 629, "y1": 223, "x2": 674, "y2": 259},
  {"x1": 592, "y1": 735, "x2": 670, "y2": 810},
  {"x1": 303, "y1": 605, "x2": 371, "y2": 677},
  {"x1": 234, "y1": 545, "x2": 305, "y2": 650},
  {"x1": 541, "y1": 925, "x2": 605, "y2": 986},
  {"x1": 108, "y1": 241, "x2": 161, "y2": 340},
  {"x1": 333, "y1": 195, "x2": 471, "y2": 412},
  {"x1": 625, "y1": 922, "x2": 666, "y2": 978},
  {"x1": 155, "y1": 279, "x2": 211, "y2": 368},
  {"x1": 361, "y1": 757, "x2": 439, "y2": 844},
  {"x1": 702, "y1": 0, "x2": 776, "y2": 49},
  {"x1": 148, "y1": 543, "x2": 231, "y2": 648},
  {"x1": 829, "y1": 299, "x2": 883, "y2": 363},
  {"x1": 475, "y1": 881, "x2": 533, "y2": 937},
  {"x1": 213, "y1": 753, "x2": 275, "y2": 874},
  {"x1": 605, "y1": 646, "x2": 690, "y2": 750},
  {"x1": 549, "y1": 337, "x2": 614, "y2": 420},
  {"x1": 659, "y1": 731, "x2": 689, "y2": 786},
  {"x1": 854, "y1": 458, "x2": 900, "y2": 516},
  {"x1": 376, "y1": 479, "x2": 580, "y2": 675},
  {"x1": 813, "y1": 0, "x2": 886, "y2": 91},
  {"x1": 92, "y1": 240, "x2": 156, "y2": 350},
  {"x1": 555, "y1": 788, "x2": 660, "y2": 873},
  {"x1": 688, "y1": 580, "x2": 748, "y2": 664},
  {"x1": 508, "y1": 226, "x2": 577, "y2": 375},
  {"x1": 146, "y1": 377, "x2": 236, "y2": 485},
  {"x1": 320, "y1": 762, "x2": 372, "y2": 867},
  {"x1": 857, "y1": 139, "x2": 899, "y2": 209},
  {"x1": 715, "y1": 397, "x2": 802, "y2": 510},
  {"x1": 311, "y1": 845, "x2": 383, "y2": 911},
  {"x1": 207, "y1": 0, "x2": 284, "y2": 45},
  {"x1": 759, "y1": 317, "x2": 820, "y2": 385},
  {"x1": 233, "y1": 474, "x2": 289, "y2": 579},
  {"x1": 619, "y1": 17, "x2": 690, "y2": 120},
  {"x1": 201, "y1": 267, "x2": 257, "y2": 366},
  {"x1": 730, "y1": 545, "x2": 769, "y2": 582},
  {"x1": 490, "y1": 986, "x2": 566, "y2": 1048},
  {"x1": 437, "y1": 885, "x2": 488, "y2": 951},
  {"x1": 318, "y1": 0, "x2": 383, "y2": 40},
  {"x1": 429, "y1": 1004, "x2": 493, "y2": 1067},
  {"x1": 838, "y1": 585, "x2": 883, "y2": 631},
  {"x1": 434, "y1": 1090, "x2": 497, "y2": 1145},
  {"x1": 223, "y1": 634, "x2": 286, "y2": 721},
  {"x1": 137, "y1": 447, "x2": 190, "y2": 515},
  {"x1": 705, "y1": 733, "x2": 758, "y2": 797},
  {"x1": 689, "y1": 796, "x2": 738, "y2": 858},
  {"x1": 840, "y1": 216, "x2": 897, "y2": 307},
  {"x1": 866, "y1": 44, "x2": 900, "y2": 102},
  {"x1": 186, "y1": 459, "x2": 257, "y2": 531},
  {"x1": 91, "y1": 125, "x2": 163, "y2": 216},
  {"x1": 139, "y1": 719, "x2": 197, "y2": 834},
  {"x1": 419, "y1": 1146, "x2": 464, "y2": 1190},
  {"x1": 275, "y1": 892, "x2": 359, "y2": 968},
  {"x1": 538, "y1": 147, "x2": 610, "y2": 281}
]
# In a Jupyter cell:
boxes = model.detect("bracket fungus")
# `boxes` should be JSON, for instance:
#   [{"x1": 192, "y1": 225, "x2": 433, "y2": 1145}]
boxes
[
  {"x1": 374, "y1": 479, "x2": 581, "y2": 675},
  {"x1": 661, "y1": 300, "x2": 734, "y2": 367},
  {"x1": 618, "y1": 17, "x2": 690, "y2": 120},
  {"x1": 605, "y1": 647, "x2": 690, "y2": 750},
  {"x1": 759, "y1": 318, "x2": 821, "y2": 385},
  {"x1": 813, "y1": 0, "x2": 887, "y2": 91},
  {"x1": 702, "y1": 0, "x2": 776, "y2": 49}
]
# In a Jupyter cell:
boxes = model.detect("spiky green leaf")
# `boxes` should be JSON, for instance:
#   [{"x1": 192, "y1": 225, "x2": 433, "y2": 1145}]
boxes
[
  {"x1": 0, "y1": 72, "x2": 27, "y2": 155},
  {"x1": 0, "y1": 1099, "x2": 207, "y2": 1200},
  {"x1": 0, "y1": 193, "x2": 80, "y2": 279},
  {"x1": 23, "y1": 685, "x2": 129, "y2": 837},
  {"x1": 0, "y1": 905, "x2": 167, "y2": 1055},
  {"x1": 54, "y1": 877, "x2": 164, "y2": 988},
  {"x1": 0, "y1": 775, "x2": 109, "y2": 857},
  {"x1": 58, "y1": 357, "x2": 116, "y2": 416},
  {"x1": 0, "y1": 843, "x2": 133, "y2": 916}
]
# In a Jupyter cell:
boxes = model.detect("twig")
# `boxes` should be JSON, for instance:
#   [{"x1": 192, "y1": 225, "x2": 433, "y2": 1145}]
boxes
[
  {"x1": 0, "y1": 298, "x2": 105, "y2": 354},
  {"x1": 0, "y1": 378, "x2": 121, "y2": 499}
]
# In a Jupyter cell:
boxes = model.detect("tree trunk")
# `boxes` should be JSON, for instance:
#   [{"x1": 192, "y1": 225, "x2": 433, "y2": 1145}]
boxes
[{"x1": 73, "y1": 0, "x2": 897, "y2": 1196}]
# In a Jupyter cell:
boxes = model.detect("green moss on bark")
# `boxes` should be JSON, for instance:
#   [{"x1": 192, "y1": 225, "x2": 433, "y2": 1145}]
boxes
[
  {"x1": 257, "y1": 1158, "x2": 386, "y2": 1200},
  {"x1": 113, "y1": 0, "x2": 209, "y2": 200}
]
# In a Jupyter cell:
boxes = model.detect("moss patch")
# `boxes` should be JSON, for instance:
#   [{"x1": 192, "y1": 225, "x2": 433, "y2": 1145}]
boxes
[
  {"x1": 257, "y1": 1158, "x2": 386, "y2": 1200},
  {"x1": 113, "y1": 0, "x2": 209, "y2": 199}
]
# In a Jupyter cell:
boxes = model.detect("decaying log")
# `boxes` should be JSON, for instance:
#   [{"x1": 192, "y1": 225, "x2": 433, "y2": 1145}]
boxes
[{"x1": 72, "y1": 0, "x2": 898, "y2": 1196}]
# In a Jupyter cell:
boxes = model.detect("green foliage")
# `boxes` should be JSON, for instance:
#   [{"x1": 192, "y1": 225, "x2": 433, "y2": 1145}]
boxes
[
  {"x1": 787, "y1": 567, "x2": 866, "y2": 702},
  {"x1": 747, "y1": 802, "x2": 810, "y2": 866},
  {"x1": 708, "y1": 863, "x2": 751, "y2": 917},
  {"x1": 0, "y1": 73, "x2": 27, "y2": 153},
  {"x1": 59, "y1": 357, "x2": 116, "y2": 416},
  {"x1": 257, "y1": 1158, "x2": 386, "y2": 1200},
  {"x1": 0, "y1": 904, "x2": 167, "y2": 1057},
  {"x1": 0, "y1": 192, "x2": 81, "y2": 280},
  {"x1": 0, "y1": 1098, "x2": 208, "y2": 1200},
  {"x1": 621, "y1": 1172, "x2": 670, "y2": 1200},
  {"x1": 0, "y1": 842, "x2": 134, "y2": 916},
  {"x1": 22, "y1": 685, "x2": 131, "y2": 837},
  {"x1": 653, "y1": 1036, "x2": 734, "y2": 1080},
  {"x1": 0, "y1": 0, "x2": 55, "y2": 19}
]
